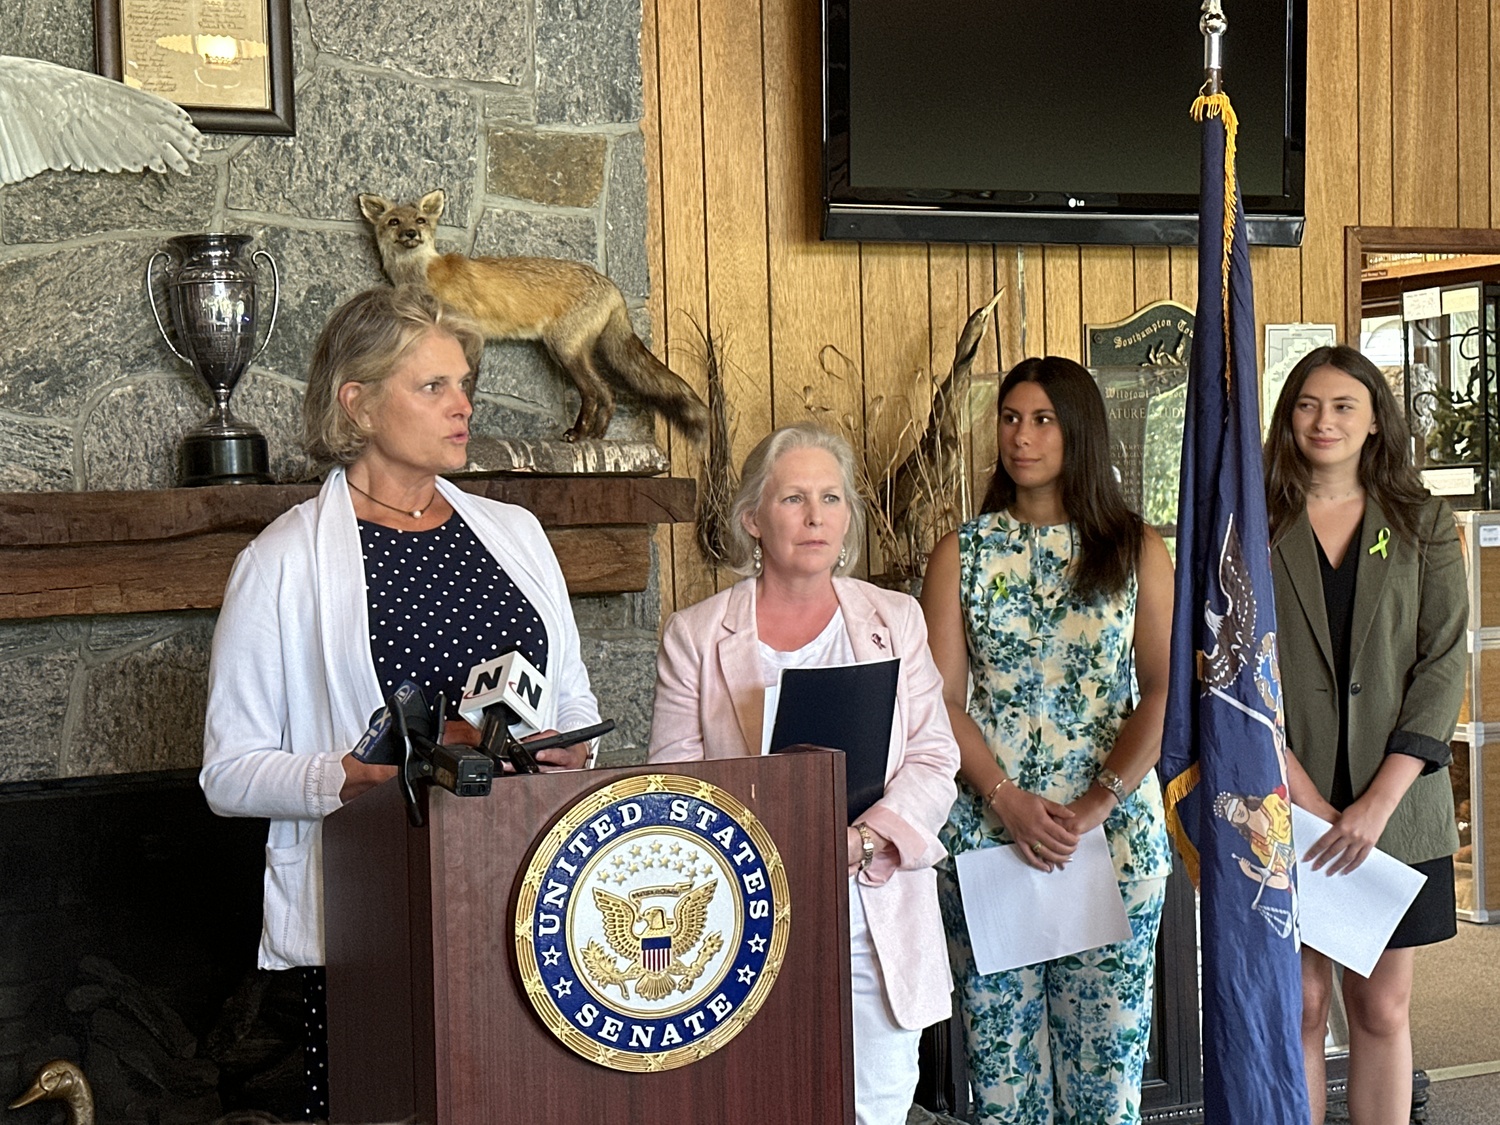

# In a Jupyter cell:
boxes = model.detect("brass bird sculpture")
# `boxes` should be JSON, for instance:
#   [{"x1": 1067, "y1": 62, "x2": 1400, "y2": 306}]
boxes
[
  {"x1": 0, "y1": 56, "x2": 202, "y2": 186},
  {"x1": 8, "y1": 1057, "x2": 420, "y2": 1124},
  {"x1": 9, "y1": 1059, "x2": 94, "y2": 1125}
]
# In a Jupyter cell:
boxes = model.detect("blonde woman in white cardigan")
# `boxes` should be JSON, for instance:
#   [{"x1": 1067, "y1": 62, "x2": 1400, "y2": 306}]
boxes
[{"x1": 200, "y1": 286, "x2": 600, "y2": 1119}]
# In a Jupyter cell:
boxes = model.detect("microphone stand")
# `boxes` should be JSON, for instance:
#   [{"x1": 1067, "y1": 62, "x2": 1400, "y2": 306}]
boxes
[
  {"x1": 396, "y1": 700, "x2": 431, "y2": 827},
  {"x1": 397, "y1": 692, "x2": 496, "y2": 827}
]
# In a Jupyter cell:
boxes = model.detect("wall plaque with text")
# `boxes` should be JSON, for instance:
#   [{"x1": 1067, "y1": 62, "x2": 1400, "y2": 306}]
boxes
[{"x1": 1085, "y1": 301, "x2": 1195, "y2": 531}]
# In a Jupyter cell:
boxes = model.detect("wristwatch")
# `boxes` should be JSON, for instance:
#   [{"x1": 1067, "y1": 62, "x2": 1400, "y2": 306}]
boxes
[
  {"x1": 854, "y1": 823, "x2": 876, "y2": 871},
  {"x1": 1095, "y1": 766, "x2": 1128, "y2": 805}
]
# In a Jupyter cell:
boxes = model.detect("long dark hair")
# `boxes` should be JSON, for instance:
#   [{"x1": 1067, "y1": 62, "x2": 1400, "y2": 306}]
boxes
[
  {"x1": 1264, "y1": 344, "x2": 1429, "y2": 545},
  {"x1": 980, "y1": 356, "x2": 1144, "y2": 600}
]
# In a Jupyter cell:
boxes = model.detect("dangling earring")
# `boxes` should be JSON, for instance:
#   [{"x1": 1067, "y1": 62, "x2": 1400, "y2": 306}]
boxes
[
  {"x1": 753, "y1": 542, "x2": 763, "y2": 573},
  {"x1": 837, "y1": 546, "x2": 848, "y2": 569}
]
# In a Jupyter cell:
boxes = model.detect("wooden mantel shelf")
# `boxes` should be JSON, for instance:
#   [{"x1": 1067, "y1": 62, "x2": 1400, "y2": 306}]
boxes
[{"x1": 0, "y1": 476, "x2": 696, "y2": 620}]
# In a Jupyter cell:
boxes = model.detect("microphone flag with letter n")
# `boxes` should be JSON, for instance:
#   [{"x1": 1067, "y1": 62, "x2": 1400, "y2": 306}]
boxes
[
  {"x1": 1157, "y1": 56, "x2": 1311, "y2": 1125},
  {"x1": 459, "y1": 650, "x2": 548, "y2": 733}
]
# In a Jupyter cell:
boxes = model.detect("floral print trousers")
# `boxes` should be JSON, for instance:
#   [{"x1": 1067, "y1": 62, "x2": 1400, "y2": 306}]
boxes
[{"x1": 940, "y1": 871, "x2": 1167, "y2": 1125}]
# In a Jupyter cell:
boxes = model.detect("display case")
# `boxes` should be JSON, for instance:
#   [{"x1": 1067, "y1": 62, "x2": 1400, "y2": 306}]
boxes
[
  {"x1": 1399, "y1": 282, "x2": 1500, "y2": 511},
  {"x1": 1453, "y1": 510, "x2": 1500, "y2": 921}
]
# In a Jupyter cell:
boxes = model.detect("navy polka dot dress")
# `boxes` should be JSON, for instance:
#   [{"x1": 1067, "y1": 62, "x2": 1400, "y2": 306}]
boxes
[{"x1": 358, "y1": 513, "x2": 549, "y2": 720}]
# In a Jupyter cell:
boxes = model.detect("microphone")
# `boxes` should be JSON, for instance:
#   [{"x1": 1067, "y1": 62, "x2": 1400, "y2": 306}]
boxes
[
  {"x1": 460, "y1": 651, "x2": 551, "y2": 773},
  {"x1": 395, "y1": 688, "x2": 494, "y2": 825},
  {"x1": 349, "y1": 680, "x2": 492, "y2": 826},
  {"x1": 460, "y1": 650, "x2": 549, "y2": 732},
  {"x1": 352, "y1": 680, "x2": 426, "y2": 765}
]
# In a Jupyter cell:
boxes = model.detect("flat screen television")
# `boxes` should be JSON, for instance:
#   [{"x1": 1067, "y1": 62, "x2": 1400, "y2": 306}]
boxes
[{"x1": 822, "y1": 0, "x2": 1306, "y2": 247}]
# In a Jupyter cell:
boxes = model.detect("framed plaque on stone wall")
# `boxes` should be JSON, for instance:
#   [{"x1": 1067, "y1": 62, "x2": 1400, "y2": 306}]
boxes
[
  {"x1": 94, "y1": 0, "x2": 296, "y2": 135},
  {"x1": 1085, "y1": 301, "x2": 1195, "y2": 537}
]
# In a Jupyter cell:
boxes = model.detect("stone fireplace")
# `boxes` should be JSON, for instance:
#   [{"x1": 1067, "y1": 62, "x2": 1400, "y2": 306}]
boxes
[
  {"x1": 0, "y1": 771, "x2": 302, "y2": 1124},
  {"x1": 0, "y1": 474, "x2": 690, "y2": 1123}
]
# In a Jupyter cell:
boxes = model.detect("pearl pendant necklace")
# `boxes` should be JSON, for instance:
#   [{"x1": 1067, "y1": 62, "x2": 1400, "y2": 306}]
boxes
[{"x1": 348, "y1": 478, "x2": 436, "y2": 519}]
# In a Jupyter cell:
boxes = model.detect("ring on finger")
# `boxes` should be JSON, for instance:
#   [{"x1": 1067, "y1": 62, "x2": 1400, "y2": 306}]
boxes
[{"x1": 1031, "y1": 841, "x2": 1045, "y2": 856}]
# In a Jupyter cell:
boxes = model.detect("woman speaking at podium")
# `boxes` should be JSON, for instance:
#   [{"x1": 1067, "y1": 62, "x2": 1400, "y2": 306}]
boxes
[
  {"x1": 200, "y1": 286, "x2": 600, "y2": 1120},
  {"x1": 648, "y1": 423, "x2": 960, "y2": 1125}
]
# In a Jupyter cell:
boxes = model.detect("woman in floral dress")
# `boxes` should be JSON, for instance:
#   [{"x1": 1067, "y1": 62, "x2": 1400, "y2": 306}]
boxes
[{"x1": 919, "y1": 355, "x2": 1175, "y2": 1125}]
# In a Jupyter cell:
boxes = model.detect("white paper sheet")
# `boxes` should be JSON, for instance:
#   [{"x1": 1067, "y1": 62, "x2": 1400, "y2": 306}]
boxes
[
  {"x1": 953, "y1": 826, "x2": 1132, "y2": 975},
  {"x1": 760, "y1": 685, "x2": 778, "y2": 756},
  {"x1": 1293, "y1": 806, "x2": 1428, "y2": 978}
]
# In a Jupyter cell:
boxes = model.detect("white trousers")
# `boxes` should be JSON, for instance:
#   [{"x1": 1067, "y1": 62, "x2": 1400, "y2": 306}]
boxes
[{"x1": 850, "y1": 875, "x2": 922, "y2": 1125}]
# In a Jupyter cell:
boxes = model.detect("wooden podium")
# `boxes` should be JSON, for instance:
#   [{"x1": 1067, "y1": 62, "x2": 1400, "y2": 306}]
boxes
[{"x1": 322, "y1": 752, "x2": 853, "y2": 1124}]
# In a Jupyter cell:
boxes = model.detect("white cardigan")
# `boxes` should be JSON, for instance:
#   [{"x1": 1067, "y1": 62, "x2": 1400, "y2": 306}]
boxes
[{"x1": 200, "y1": 469, "x2": 601, "y2": 968}]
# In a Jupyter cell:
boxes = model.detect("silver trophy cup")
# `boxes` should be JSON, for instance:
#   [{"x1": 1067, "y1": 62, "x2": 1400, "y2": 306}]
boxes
[{"x1": 147, "y1": 233, "x2": 280, "y2": 486}]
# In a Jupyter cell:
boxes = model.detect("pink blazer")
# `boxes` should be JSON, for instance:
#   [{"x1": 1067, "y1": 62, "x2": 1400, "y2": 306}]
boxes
[{"x1": 648, "y1": 576, "x2": 959, "y2": 1029}]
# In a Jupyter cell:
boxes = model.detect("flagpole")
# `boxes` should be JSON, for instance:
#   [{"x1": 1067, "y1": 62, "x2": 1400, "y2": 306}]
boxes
[
  {"x1": 1201, "y1": 0, "x2": 1226, "y2": 94},
  {"x1": 1162, "y1": 2, "x2": 1315, "y2": 1120}
]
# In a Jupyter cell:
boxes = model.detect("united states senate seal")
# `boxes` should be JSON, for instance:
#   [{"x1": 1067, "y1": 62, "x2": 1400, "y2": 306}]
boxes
[{"x1": 515, "y1": 774, "x2": 790, "y2": 1071}]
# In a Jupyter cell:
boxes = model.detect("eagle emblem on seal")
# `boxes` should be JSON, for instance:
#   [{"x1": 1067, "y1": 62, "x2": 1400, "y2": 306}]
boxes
[{"x1": 581, "y1": 880, "x2": 725, "y2": 1001}]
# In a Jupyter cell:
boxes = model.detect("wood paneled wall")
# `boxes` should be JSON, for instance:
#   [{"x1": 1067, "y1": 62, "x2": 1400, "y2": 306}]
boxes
[{"x1": 642, "y1": 0, "x2": 1500, "y2": 615}]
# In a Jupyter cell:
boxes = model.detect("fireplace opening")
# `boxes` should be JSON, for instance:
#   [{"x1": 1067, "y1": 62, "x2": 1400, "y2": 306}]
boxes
[{"x1": 1, "y1": 770, "x2": 305, "y2": 1124}]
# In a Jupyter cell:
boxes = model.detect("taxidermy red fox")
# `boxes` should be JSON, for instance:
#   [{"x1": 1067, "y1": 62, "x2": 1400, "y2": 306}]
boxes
[{"x1": 359, "y1": 190, "x2": 707, "y2": 443}]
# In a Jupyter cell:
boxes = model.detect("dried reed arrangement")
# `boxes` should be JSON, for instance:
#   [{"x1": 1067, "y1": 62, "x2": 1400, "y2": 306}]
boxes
[
  {"x1": 803, "y1": 345, "x2": 912, "y2": 576},
  {"x1": 806, "y1": 291, "x2": 1004, "y2": 583},
  {"x1": 686, "y1": 318, "x2": 738, "y2": 569}
]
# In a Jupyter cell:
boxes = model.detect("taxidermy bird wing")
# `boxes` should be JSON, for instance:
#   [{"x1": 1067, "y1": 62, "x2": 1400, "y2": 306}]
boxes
[{"x1": 0, "y1": 56, "x2": 203, "y2": 186}]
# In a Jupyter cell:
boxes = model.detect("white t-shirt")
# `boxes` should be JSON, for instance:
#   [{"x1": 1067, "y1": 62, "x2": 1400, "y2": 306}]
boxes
[{"x1": 757, "y1": 608, "x2": 856, "y2": 753}]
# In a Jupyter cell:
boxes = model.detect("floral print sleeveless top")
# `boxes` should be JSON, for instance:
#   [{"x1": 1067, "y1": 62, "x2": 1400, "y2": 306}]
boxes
[{"x1": 941, "y1": 511, "x2": 1172, "y2": 883}]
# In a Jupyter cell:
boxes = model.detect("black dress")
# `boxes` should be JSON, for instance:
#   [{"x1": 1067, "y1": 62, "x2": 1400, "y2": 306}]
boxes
[{"x1": 1317, "y1": 536, "x2": 1455, "y2": 951}]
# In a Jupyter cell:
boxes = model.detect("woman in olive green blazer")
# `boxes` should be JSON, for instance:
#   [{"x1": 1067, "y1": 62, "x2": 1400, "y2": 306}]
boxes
[
  {"x1": 1274, "y1": 497, "x2": 1466, "y2": 863},
  {"x1": 1266, "y1": 345, "x2": 1467, "y2": 1125}
]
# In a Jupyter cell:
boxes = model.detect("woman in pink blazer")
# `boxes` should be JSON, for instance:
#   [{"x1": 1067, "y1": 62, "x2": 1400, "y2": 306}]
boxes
[{"x1": 649, "y1": 423, "x2": 960, "y2": 1125}]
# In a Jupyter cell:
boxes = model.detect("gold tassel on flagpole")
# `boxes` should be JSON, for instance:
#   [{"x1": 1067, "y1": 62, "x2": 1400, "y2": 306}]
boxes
[
  {"x1": 1191, "y1": 91, "x2": 1240, "y2": 389},
  {"x1": 1169, "y1": 89, "x2": 1244, "y2": 869}
]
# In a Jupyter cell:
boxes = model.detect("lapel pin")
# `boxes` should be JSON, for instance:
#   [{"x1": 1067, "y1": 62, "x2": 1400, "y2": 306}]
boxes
[
  {"x1": 1368, "y1": 527, "x2": 1391, "y2": 559},
  {"x1": 872, "y1": 633, "x2": 886, "y2": 650}
]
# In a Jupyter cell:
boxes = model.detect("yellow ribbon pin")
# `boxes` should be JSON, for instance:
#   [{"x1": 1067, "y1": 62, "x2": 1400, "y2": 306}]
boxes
[{"x1": 1368, "y1": 527, "x2": 1391, "y2": 559}]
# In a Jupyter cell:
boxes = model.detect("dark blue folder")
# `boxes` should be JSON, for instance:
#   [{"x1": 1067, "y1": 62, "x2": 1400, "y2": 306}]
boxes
[{"x1": 768, "y1": 658, "x2": 899, "y2": 823}]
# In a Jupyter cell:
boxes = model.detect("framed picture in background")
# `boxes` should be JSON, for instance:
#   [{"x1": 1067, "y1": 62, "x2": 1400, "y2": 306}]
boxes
[
  {"x1": 1262, "y1": 323, "x2": 1337, "y2": 436},
  {"x1": 94, "y1": 0, "x2": 295, "y2": 134}
]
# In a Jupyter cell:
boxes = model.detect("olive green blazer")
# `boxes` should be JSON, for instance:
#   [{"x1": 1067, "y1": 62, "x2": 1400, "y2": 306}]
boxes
[{"x1": 1271, "y1": 496, "x2": 1466, "y2": 864}]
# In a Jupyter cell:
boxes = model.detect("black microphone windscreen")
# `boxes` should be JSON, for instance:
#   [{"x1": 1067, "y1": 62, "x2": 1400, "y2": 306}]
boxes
[{"x1": 392, "y1": 680, "x2": 437, "y2": 742}]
